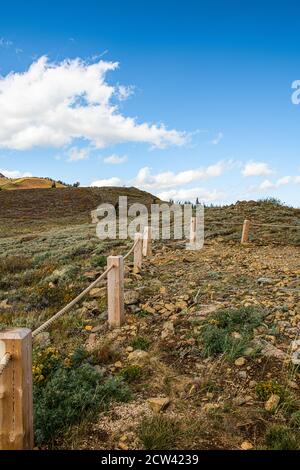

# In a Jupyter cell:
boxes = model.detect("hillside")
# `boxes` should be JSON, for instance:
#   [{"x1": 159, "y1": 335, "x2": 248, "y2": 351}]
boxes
[
  {"x1": 0, "y1": 176, "x2": 67, "y2": 190},
  {"x1": 0, "y1": 186, "x2": 161, "y2": 237},
  {"x1": 0, "y1": 197, "x2": 300, "y2": 450}
]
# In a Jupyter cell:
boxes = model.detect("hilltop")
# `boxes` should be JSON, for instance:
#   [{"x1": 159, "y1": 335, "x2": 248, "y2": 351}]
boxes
[{"x1": 0, "y1": 175, "x2": 67, "y2": 190}]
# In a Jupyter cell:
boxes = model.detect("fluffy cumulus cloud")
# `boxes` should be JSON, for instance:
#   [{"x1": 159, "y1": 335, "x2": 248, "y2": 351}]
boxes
[
  {"x1": 242, "y1": 161, "x2": 274, "y2": 177},
  {"x1": 257, "y1": 175, "x2": 300, "y2": 191},
  {"x1": 0, "y1": 168, "x2": 32, "y2": 178},
  {"x1": 103, "y1": 154, "x2": 128, "y2": 164},
  {"x1": 132, "y1": 161, "x2": 229, "y2": 190},
  {"x1": 0, "y1": 56, "x2": 187, "y2": 151},
  {"x1": 157, "y1": 187, "x2": 226, "y2": 202},
  {"x1": 90, "y1": 176, "x2": 122, "y2": 187}
]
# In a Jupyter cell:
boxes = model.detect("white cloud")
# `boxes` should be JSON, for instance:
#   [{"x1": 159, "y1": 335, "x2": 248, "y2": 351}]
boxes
[
  {"x1": 0, "y1": 56, "x2": 187, "y2": 151},
  {"x1": 91, "y1": 177, "x2": 122, "y2": 187},
  {"x1": 242, "y1": 161, "x2": 274, "y2": 177},
  {"x1": 132, "y1": 161, "x2": 229, "y2": 190},
  {"x1": 210, "y1": 132, "x2": 223, "y2": 145},
  {"x1": 103, "y1": 154, "x2": 128, "y2": 164},
  {"x1": 157, "y1": 187, "x2": 226, "y2": 203},
  {"x1": 117, "y1": 85, "x2": 134, "y2": 101},
  {"x1": 249, "y1": 175, "x2": 300, "y2": 192},
  {"x1": 67, "y1": 146, "x2": 90, "y2": 161},
  {"x1": 0, "y1": 169, "x2": 32, "y2": 178}
]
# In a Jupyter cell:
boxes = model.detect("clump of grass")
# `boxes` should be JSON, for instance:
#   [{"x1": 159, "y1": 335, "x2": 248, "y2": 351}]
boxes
[
  {"x1": 136, "y1": 310, "x2": 151, "y2": 318},
  {"x1": 88, "y1": 340, "x2": 119, "y2": 364},
  {"x1": 119, "y1": 365, "x2": 143, "y2": 382},
  {"x1": 256, "y1": 381, "x2": 285, "y2": 402},
  {"x1": 264, "y1": 425, "x2": 300, "y2": 450},
  {"x1": 138, "y1": 415, "x2": 180, "y2": 450},
  {"x1": 197, "y1": 307, "x2": 264, "y2": 361},
  {"x1": 28, "y1": 282, "x2": 79, "y2": 309},
  {"x1": 91, "y1": 255, "x2": 106, "y2": 268},
  {"x1": 130, "y1": 336, "x2": 150, "y2": 351},
  {"x1": 0, "y1": 255, "x2": 33, "y2": 275}
]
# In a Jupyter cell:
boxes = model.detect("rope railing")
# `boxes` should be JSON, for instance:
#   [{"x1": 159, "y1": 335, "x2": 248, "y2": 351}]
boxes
[
  {"x1": 0, "y1": 352, "x2": 12, "y2": 377},
  {"x1": 32, "y1": 237, "x2": 141, "y2": 338},
  {"x1": 32, "y1": 264, "x2": 114, "y2": 338},
  {"x1": 123, "y1": 238, "x2": 139, "y2": 260}
]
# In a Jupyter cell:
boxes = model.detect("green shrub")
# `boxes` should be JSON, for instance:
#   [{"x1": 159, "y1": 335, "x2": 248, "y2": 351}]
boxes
[
  {"x1": 138, "y1": 415, "x2": 180, "y2": 450},
  {"x1": 130, "y1": 336, "x2": 150, "y2": 351},
  {"x1": 91, "y1": 255, "x2": 107, "y2": 267},
  {"x1": 119, "y1": 365, "x2": 143, "y2": 382},
  {"x1": 264, "y1": 425, "x2": 300, "y2": 450},
  {"x1": 34, "y1": 363, "x2": 131, "y2": 445},
  {"x1": 197, "y1": 307, "x2": 264, "y2": 360}
]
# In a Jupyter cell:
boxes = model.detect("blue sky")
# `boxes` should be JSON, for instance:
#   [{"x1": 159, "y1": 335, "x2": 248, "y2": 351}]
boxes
[{"x1": 1, "y1": 0, "x2": 300, "y2": 205}]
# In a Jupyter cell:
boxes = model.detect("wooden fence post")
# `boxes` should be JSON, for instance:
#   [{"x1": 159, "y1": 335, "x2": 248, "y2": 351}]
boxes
[
  {"x1": 134, "y1": 232, "x2": 143, "y2": 272},
  {"x1": 190, "y1": 216, "x2": 197, "y2": 244},
  {"x1": 241, "y1": 219, "x2": 251, "y2": 244},
  {"x1": 0, "y1": 328, "x2": 33, "y2": 450},
  {"x1": 143, "y1": 226, "x2": 152, "y2": 257},
  {"x1": 107, "y1": 256, "x2": 124, "y2": 328}
]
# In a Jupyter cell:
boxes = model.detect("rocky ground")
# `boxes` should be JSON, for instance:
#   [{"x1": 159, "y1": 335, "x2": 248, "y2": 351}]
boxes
[{"x1": 55, "y1": 238, "x2": 300, "y2": 450}]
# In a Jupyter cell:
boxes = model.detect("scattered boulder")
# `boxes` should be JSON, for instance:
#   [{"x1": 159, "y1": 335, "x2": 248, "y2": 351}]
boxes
[
  {"x1": 257, "y1": 277, "x2": 274, "y2": 286},
  {"x1": 0, "y1": 299, "x2": 11, "y2": 310},
  {"x1": 147, "y1": 397, "x2": 170, "y2": 413},
  {"x1": 235, "y1": 357, "x2": 246, "y2": 367},
  {"x1": 89, "y1": 287, "x2": 105, "y2": 298},
  {"x1": 265, "y1": 394, "x2": 280, "y2": 412},
  {"x1": 124, "y1": 290, "x2": 140, "y2": 305},
  {"x1": 241, "y1": 441, "x2": 253, "y2": 450},
  {"x1": 253, "y1": 338, "x2": 288, "y2": 360},
  {"x1": 128, "y1": 349, "x2": 150, "y2": 366}
]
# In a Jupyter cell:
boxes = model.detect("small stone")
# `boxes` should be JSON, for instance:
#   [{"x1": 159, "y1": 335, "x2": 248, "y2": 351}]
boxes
[
  {"x1": 257, "y1": 277, "x2": 274, "y2": 286},
  {"x1": 128, "y1": 349, "x2": 149, "y2": 366},
  {"x1": 118, "y1": 442, "x2": 129, "y2": 450},
  {"x1": 124, "y1": 290, "x2": 140, "y2": 305},
  {"x1": 114, "y1": 361, "x2": 123, "y2": 369},
  {"x1": 238, "y1": 371, "x2": 247, "y2": 379},
  {"x1": 126, "y1": 346, "x2": 134, "y2": 353},
  {"x1": 241, "y1": 441, "x2": 253, "y2": 450},
  {"x1": 89, "y1": 287, "x2": 105, "y2": 298},
  {"x1": 265, "y1": 394, "x2": 280, "y2": 412},
  {"x1": 161, "y1": 321, "x2": 175, "y2": 340},
  {"x1": 0, "y1": 299, "x2": 11, "y2": 310},
  {"x1": 235, "y1": 357, "x2": 246, "y2": 367},
  {"x1": 147, "y1": 397, "x2": 170, "y2": 413}
]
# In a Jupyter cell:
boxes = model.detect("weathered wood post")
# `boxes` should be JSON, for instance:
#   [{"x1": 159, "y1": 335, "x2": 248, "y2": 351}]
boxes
[
  {"x1": 134, "y1": 232, "x2": 143, "y2": 272},
  {"x1": 241, "y1": 219, "x2": 251, "y2": 244},
  {"x1": 190, "y1": 216, "x2": 197, "y2": 244},
  {"x1": 143, "y1": 226, "x2": 152, "y2": 257},
  {"x1": 107, "y1": 255, "x2": 124, "y2": 327},
  {"x1": 0, "y1": 328, "x2": 33, "y2": 450}
]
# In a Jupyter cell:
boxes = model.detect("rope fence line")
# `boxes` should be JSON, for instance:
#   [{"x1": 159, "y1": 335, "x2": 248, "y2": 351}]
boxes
[
  {"x1": 0, "y1": 352, "x2": 12, "y2": 377},
  {"x1": 32, "y1": 237, "x2": 141, "y2": 338},
  {"x1": 123, "y1": 238, "x2": 139, "y2": 260}
]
